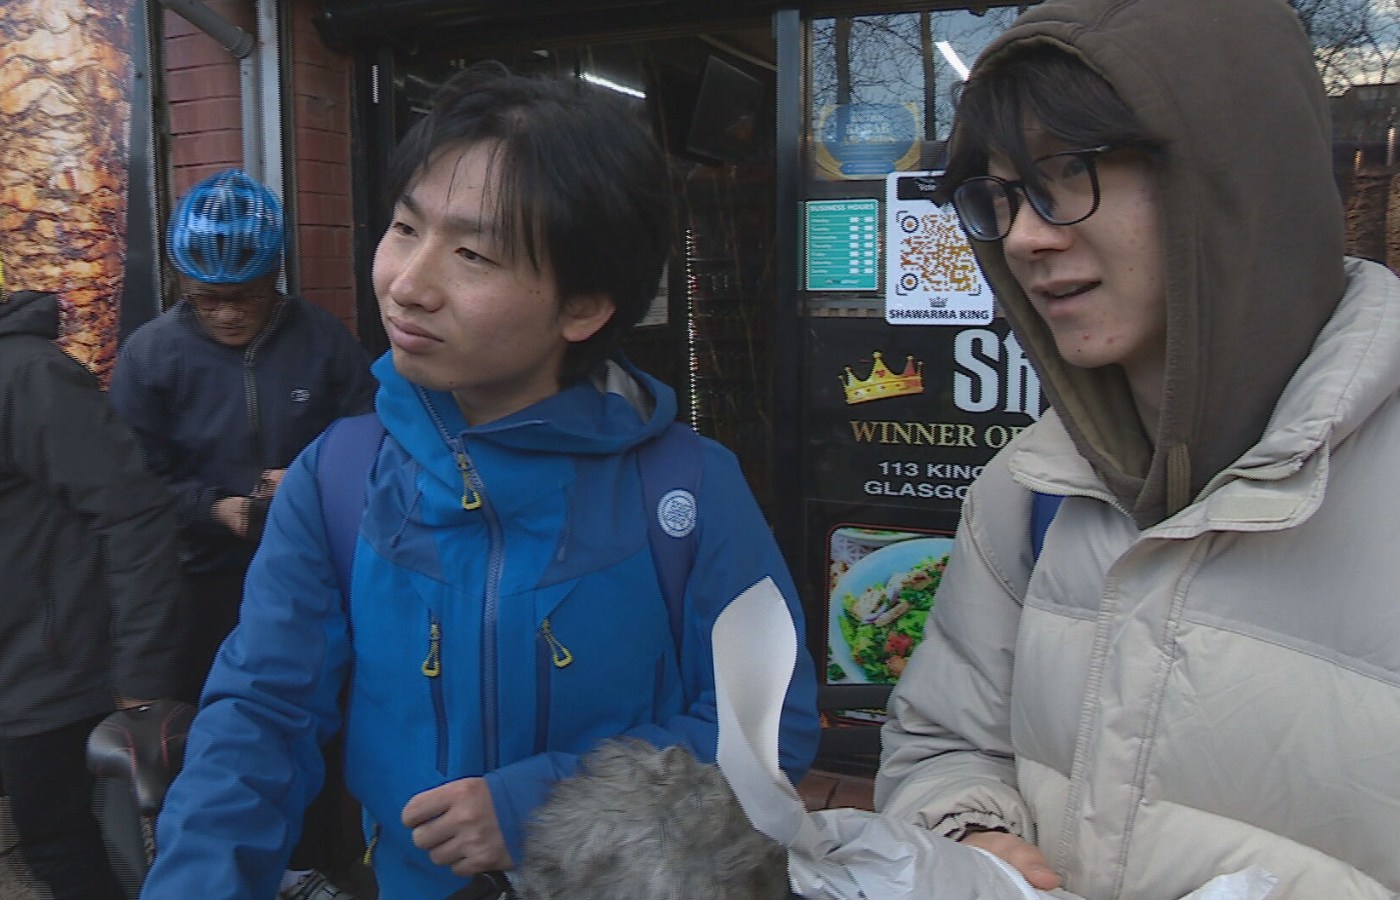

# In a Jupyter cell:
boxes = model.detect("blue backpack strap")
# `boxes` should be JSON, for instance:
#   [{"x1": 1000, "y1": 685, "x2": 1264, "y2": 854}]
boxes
[
  {"x1": 316, "y1": 412, "x2": 386, "y2": 599},
  {"x1": 1030, "y1": 491, "x2": 1064, "y2": 562},
  {"x1": 637, "y1": 422, "x2": 704, "y2": 656}
]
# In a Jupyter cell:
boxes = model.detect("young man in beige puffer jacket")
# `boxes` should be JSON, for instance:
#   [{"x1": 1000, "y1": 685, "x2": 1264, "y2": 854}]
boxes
[{"x1": 876, "y1": 1, "x2": 1400, "y2": 898}]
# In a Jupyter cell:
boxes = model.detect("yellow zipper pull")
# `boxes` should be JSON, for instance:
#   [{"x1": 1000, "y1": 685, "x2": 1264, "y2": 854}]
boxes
[
  {"x1": 362, "y1": 823, "x2": 381, "y2": 866},
  {"x1": 453, "y1": 451, "x2": 483, "y2": 510},
  {"x1": 422, "y1": 620, "x2": 442, "y2": 677},
  {"x1": 540, "y1": 618, "x2": 573, "y2": 668}
]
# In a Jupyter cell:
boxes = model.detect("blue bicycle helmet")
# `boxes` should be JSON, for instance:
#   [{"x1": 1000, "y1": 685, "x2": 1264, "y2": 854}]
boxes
[{"x1": 167, "y1": 169, "x2": 284, "y2": 284}]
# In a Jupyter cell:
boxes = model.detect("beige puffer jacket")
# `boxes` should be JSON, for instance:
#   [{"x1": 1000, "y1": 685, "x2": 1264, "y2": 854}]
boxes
[{"x1": 877, "y1": 260, "x2": 1400, "y2": 900}]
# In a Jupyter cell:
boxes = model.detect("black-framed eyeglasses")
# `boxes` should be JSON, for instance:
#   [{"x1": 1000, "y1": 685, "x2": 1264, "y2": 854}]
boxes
[
  {"x1": 183, "y1": 292, "x2": 279, "y2": 316},
  {"x1": 951, "y1": 145, "x2": 1113, "y2": 242}
]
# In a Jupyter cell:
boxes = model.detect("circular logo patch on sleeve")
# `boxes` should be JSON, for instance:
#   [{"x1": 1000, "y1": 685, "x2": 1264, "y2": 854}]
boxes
[{"x1": 657, "y1": 489, "x2": 698, "y2": 539}]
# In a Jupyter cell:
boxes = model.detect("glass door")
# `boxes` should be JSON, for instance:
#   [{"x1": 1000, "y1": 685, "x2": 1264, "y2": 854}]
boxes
[{"x1": 792, "y1": 5, "x2": 1042, "y2": 765}]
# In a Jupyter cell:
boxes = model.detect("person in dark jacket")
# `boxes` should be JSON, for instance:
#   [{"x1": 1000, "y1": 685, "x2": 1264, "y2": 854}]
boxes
[
  {"x1": 109, "y1": 170, "x2": 376, "y2": 703},
  {"x1": 107, "y1": 170, "x2": 376, "y2": 900},
  {"x1": 0, "y1": 268, "x2": 183, "y2": 900}
]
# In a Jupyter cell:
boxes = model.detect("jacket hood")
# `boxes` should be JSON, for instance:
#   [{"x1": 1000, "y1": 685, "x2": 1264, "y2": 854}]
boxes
[
  {"x1": 960, "y1": 0, "x2": 1346, "y2": 525},
  {"x1": 0, "y1": 291, "x2": 60, "y2": 341},
  {"x1": 372, "y1": 352, "x2": 677, "y2": 492}
]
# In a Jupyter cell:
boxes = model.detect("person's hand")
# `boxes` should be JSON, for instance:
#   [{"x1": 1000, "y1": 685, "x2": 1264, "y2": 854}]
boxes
[
  {"x1": 255, "y1": 468, "x2": 287, "y2": 498},
  {"x1": 962, "y1": 830, "x2": 1062, "y2": 890},
  {"x1": 211, "y1": 495, "x2": 250, "y2": 538},
  {"x1": 402, "y1": 777, "x2": 512, "y2": 877}
]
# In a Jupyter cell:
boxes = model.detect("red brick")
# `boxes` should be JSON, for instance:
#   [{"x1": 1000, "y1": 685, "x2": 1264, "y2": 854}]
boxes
[
  {"x1": 165, "y1": 33, "x2": 239, "y2": 71},
  {"x1": 295, "y1": 159, "x2": 350, "y2": 196},
  {"x1": 298, "y1": 129, "x2": 351, "y2": 165},
  {"x1": 169, "y1": 97, "x2": 244, "y2": 135},
  {"x1": 302, "y1": 287, "x2": 355, "y2": 322},
  {"x1": 291, "y1": 16, "x2": 339, "y2": 67},
  {"x1": 300, "y1": 256, "x2": 354, "y2": 290},
  {"x1": 170, "y1": 131, "x2": 243, "y2": 169},
  {"x1": 299, "y1": 192, "x2": 353, "y2": 226},
  {"x1": 290, "y1": 29, "x2": 329, "y2": 66},
  {"x1": 294, "y1": 61, "x2": 349, "y2": 105},
  {"x1": 166, "y1": 65, "x2": 241, "y2": 103},
  {"x1": 298, "y1": 224, "x2": 353, "y2": 259},
  {"x1": 162, "y1": 9, "x2": 199, "y2": 38},
  {"x1": 293, "y1": 92, "x2": 340, "y2": 133}
]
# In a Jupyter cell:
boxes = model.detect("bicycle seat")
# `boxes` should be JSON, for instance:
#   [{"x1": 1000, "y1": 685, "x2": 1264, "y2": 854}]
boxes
[{"x1": 86, "y1": 699, "x2": 197, "y2": 817}]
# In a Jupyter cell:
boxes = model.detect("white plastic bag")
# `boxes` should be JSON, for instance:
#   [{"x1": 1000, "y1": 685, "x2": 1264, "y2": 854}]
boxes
[
  {"x1": 1178, "y1": 867, "x2": 1278, "y2": 900},
  {"x1": 711, "y1": 579, "x2": 1278, "y2": 900}
]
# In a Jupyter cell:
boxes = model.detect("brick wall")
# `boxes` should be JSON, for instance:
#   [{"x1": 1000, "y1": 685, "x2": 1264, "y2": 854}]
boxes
[
  {"x1": 162, "y1": 0, "x2": 359, "y2": 335},
  {"x1": 289, "y1": 0, "x2": 357, "y2": 333},
  {"x1": 163, "y1": 1, "x2": 246, "y2": 197}
]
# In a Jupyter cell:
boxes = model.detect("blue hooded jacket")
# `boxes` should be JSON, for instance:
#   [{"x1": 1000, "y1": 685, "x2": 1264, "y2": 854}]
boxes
[{"x1": 143, "y1": 353, "x2": 819, "y2": 900}]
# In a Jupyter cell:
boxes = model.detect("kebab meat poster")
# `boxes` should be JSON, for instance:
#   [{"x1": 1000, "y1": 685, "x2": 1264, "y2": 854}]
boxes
[{"x1": 1, "y1": 0, "x2": 135, "y2": 384}]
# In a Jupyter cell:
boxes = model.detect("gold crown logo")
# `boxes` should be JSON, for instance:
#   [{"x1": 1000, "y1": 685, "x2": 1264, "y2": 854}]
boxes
[{"x1": 841, "y1": 351, "x2": 924, "y2": 405}]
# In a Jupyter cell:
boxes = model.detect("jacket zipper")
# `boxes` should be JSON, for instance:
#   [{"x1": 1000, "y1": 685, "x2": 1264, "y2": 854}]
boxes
[
  {"x1": 533, "y1": 619, "x2": 572, "y2": 755},
  {"x1": 239, "y1": 300, "x2": 285, "y2": 473},
  {"x1": 422, "y1": 614, "x2": 448, "y2": 774},
  {"x1": 453, "y1": 449, "x2": 483, "y2": 510},
  {"x1": 243, "y1": 348, "x2": 263, "y2": 471},
  {"x1": 539, "y1": 618, "x2": 573, "y2": 667},
  {"x1": 418, "y1": 388, "x2": 504, "y2": 771},
  {"x1": 362, "y1": 822, "x2": 380, "y2": 866},
  {"x1": 480, "y1": 503, "x2": 505, "y2": 771}
]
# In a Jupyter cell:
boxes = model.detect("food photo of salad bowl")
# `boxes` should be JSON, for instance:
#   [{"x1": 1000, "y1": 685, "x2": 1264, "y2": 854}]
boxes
[{"x1": 826, "y1": 535, "x2": 953, "y2": 684}]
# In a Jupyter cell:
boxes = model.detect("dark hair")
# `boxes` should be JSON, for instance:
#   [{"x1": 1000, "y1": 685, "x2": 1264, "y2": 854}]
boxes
[
  {"x1": 518, "y1": 740, "x2": 790, "y2": 900},
  {"x1": 943, "y1": 45, "x2": 1163, "y2": 201},
  {"x1": 385, "y1": 61, "x2": 671, "y2": 382}
]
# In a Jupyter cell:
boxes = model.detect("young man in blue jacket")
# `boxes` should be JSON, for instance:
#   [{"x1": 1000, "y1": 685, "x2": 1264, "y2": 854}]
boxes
[{"x1": 139, "y1": 62, "x2": 819, "y2": 900}]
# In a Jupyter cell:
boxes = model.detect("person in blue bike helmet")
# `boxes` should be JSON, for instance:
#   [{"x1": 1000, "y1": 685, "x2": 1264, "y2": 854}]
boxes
[
  {"x1": 168, "y1": 168, "x2": 285, "y2": 286},
  {"x1": 164, "y1": 169, "x2": 286, "y2": 348},
  {"x1": 110, "y1": 168, "x2": 375, "y2": 900}
]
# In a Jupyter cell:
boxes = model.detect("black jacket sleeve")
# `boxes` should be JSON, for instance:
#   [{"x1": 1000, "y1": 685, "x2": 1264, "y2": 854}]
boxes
[
  {"x1": 109, "y1": 335, "x2": 229, "y2": 533},
  {"x1": 11, "y1": 352, "x2": 184, "y2": 700}
]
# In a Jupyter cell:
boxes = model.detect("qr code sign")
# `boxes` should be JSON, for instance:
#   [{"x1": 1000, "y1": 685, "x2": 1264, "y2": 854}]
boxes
[{"x1": 895, "y1": 212, "x2": 981, "y2": 296}]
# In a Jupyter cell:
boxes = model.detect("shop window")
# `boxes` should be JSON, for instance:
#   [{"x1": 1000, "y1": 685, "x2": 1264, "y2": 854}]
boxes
[{"x1": 807, "y1": 10, "x2": 1024, "y2": 186}]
